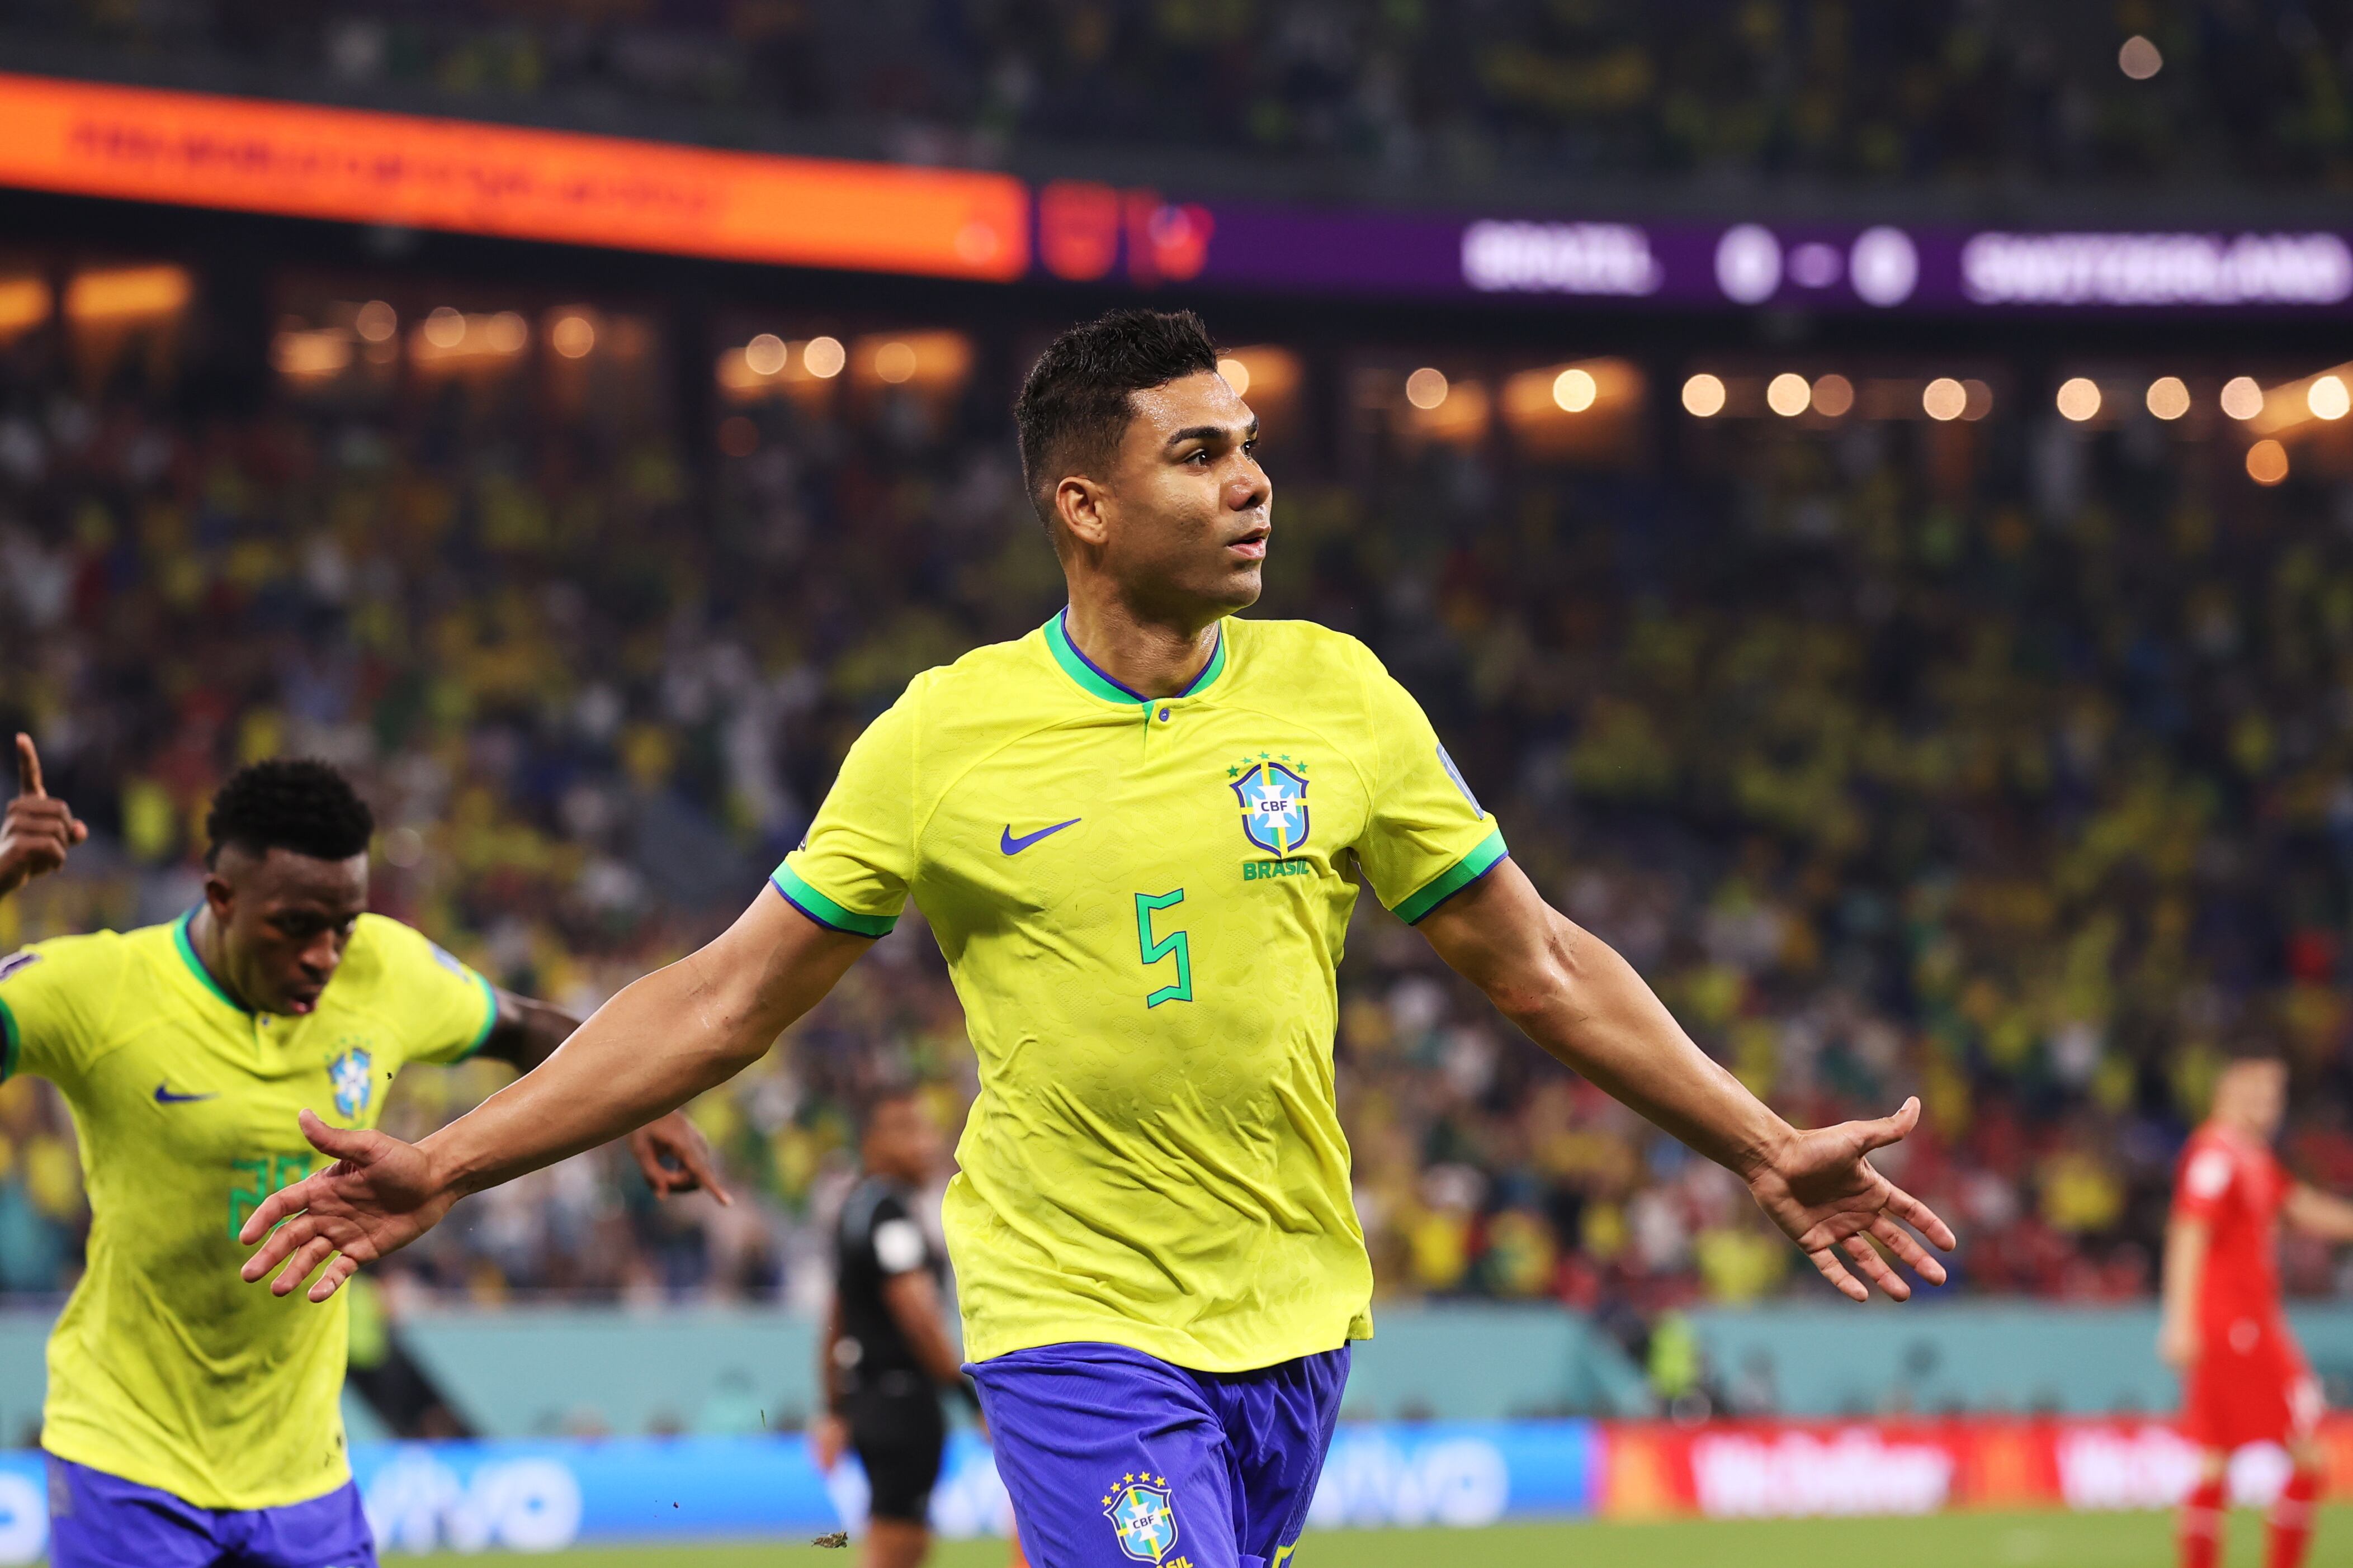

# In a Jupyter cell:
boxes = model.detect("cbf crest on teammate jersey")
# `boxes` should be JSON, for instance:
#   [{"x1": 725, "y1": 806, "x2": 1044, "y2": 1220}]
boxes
[
  {"x1": 1103, "y1": 1475, "x2": 1180, "y2": 1563},
  {"x1": 1230, "y1": 755, "x2": 1309, "y2": 856},
  {"x1": 329, "y1": 1044, "x2": 374, "y2": 1118}
]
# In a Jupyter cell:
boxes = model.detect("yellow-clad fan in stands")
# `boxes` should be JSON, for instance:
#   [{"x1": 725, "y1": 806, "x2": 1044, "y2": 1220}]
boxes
[{"x1": 0, "y1": 738, "x2": 726, "y2": 1568}]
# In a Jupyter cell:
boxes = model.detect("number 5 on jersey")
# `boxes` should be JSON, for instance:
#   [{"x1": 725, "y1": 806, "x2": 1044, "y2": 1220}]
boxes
[{"x1": 1134, "y1": 890, "x2": 1193, "y2": 1008}]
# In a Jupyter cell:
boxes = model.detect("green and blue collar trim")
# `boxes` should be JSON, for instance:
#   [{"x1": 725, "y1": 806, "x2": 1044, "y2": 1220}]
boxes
[
  {"x1": 1043, "y1": 609, "x2": 1228, "y2": 708},
  {"x1": 174, "y1": 908, "x2": 248, "y2": 1013}
]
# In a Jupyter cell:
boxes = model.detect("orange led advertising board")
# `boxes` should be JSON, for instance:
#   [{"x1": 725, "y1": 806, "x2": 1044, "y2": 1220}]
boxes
[{"x1": 0, "y1": 73, "x2": 1029, "y2": 282}]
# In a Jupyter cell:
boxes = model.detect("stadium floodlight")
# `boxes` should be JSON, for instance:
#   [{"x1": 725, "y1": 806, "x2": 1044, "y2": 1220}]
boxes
[
  {"x1": 1810, "y1": 375, "x2": 1855, "y2": 418},
  {"x1": 2307, "y1": 375, "x2": 2350, "y2": 421},
  {"x1": 1681, "y1": 373, "x2": 1726, "y2": 418},
  {"x1": 1405, "y1": 367, "x2": 1449, "y2": 410},
  {"x1": 2247, "y1": 439, "x2": 2289, "y2": 485},
  {"x1": 744, "y1": 334, "x2": 788, "y2": 376},
  {"x1": 353, "y1": 301, "x2": 396, "y2": 343},
  {"x1": 1922, "y1": 378, "x2": 1967, "y2": 421},
  {"x1": 422, "y1": 307, "x2": 466, "y2": 349},
  {"x1": 1766, "y1": 373, "x2": 1811, "y2": 417},
  {"x1": 2220, "y1": 377, "x2": 2266, "y2": 420},
  {"x1": 2056, "y1": 377, "x2": 2102, "y2": 422},
  {"x1": 2146, "y1": 377, "x2": 2191, "y2": 420},
  {"x1": 876, "y1": 341, "x2": 919, "y2": 384},
  {"x1": 1552, "y1": 368, "x2": 1597, "y2": 413},
  {"x1": 485, "y1": 312, "x2": 528, "y2": 354},
  {"x1": 2118, "y1": 35, "x2": 2163, "y2": 80},
  {"x1": 804, "y1": 336, "x2": 847, "y2": 378},
  {"x1": 551, "y1": 315, "x2": 596, "y2": 359},
  {"x1": 1216, "y1": 357, "x2": 1251, "y2": 397}
]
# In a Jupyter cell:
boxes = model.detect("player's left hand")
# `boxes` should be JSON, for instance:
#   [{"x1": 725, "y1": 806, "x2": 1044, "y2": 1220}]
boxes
[
  {"x1": 1744, "y1": 1096, "x2": 1957, "y2": 1303},
  {"x1": 628, "y1": 1109, "x2": 732, "y2": 1204}
]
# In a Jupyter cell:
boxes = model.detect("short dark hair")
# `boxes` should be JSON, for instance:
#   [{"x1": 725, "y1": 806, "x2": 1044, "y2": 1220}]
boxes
[
  {"x1": 1014, "y1": 309, "x2": 1221, "y2": 526},
  {"x1": 204, "y1": 760, "x2": 375, "y2": 868},
  {"x1": 2223, "y1": 1032, "x2": 2286, "y2": 1065}
]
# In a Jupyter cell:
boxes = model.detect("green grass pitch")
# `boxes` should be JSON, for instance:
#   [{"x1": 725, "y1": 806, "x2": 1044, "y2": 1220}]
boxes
[{"x1": 416, "y1": 1504, "x2": 2353, "y2": 1567}]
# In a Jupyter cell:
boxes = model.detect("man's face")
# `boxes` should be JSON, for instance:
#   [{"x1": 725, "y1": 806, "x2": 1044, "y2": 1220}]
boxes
[
  {"x1": 2217, "y1": 1058, "x2": 2289, "y2": 1139},
  {"x1": 1081, "y1": 369, "x2": 1270, "y2": 618},
  {"x1": 864, "y1": 1095, "x2": 943, "y2": 1184},
  {"x1": 205, "y1": 846, "x2": 370, "y2": 1016}
]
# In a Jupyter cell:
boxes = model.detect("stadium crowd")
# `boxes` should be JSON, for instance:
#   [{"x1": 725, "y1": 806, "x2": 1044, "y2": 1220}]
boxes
[
  {"x1": 4, "y1": 291, "x2": 2353, "y2": 1339},
  {"x1": 8, "y1": 1, "x2": 2353, "y2": 191}
]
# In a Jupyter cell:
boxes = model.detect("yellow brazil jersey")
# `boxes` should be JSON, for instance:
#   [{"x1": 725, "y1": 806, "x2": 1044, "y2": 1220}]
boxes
[
  {"x1": 0, "y1": 910, "x2": 495, "y2": 1509},
  {"x1": 776, "y1": 613, "x2": 1504, "y2": 1372}
]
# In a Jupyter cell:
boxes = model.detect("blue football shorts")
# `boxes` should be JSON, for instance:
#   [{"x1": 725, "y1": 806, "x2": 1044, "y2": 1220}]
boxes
[
  {"x1": 969, "y1": 1341, "x2": 1349, "y2": 1568},
  {"x1": 45, "y1": 1454, "x2": 377, "y2": 1568}
]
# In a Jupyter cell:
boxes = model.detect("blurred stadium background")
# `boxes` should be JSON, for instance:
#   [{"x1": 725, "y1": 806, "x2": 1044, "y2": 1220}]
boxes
[{"x1": 7, "y1": 2, "x2": 2353, "y2": 1560}]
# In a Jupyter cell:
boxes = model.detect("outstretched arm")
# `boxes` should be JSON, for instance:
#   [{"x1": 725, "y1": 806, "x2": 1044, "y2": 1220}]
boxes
[
  {"x1": 476, "y1": 986, "x2": 733, "y2": 1205},
  {"x1": 2284, "y1": 1183, "x2": 2353, "y2": 1243},
  {"x1": 240, "y1": 885, "x2": 871, "y2": 1300},
  {"x1": 1416, "y1": 859, "x2": 1956, "y2": 1302},
  {"x1": 2158, "y1": 1215, "x2": 2208, "y2": 1368},
  {"x1": 0, "y1": 736, "x2": 88, "y2": 902}
]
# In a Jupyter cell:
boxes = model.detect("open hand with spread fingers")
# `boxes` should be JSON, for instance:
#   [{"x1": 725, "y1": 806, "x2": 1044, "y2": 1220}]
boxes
[
  {"x1": 1744, "y1": 1096, "x2": 1957, "y2": 1302},
  {"x1": 1, "y1": 735, "x2": 89, "y2": 899},
  {"x1": 238, "y1": 1110, "x2": 455, "y2": 1302}
]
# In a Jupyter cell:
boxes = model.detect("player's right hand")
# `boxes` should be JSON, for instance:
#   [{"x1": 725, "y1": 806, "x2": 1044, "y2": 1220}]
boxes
[
  {"x1": 2158, "y1": 1316, "x2": 2199, "y2": 1369},
  {"x1": 811, "y1": 1413, "x2": 848, "y2": 1472},
  {"x1": 0, "y1": 735, "x2": 88, "y2": 897},
  {"x1": 238, "y1": 1109, "x2": 460, "y2": 1302}
]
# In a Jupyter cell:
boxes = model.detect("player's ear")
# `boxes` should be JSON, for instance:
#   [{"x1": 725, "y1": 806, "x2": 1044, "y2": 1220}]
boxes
[{"x1": 1054, "y1": 473, "x2": 1112, "y2": 549}]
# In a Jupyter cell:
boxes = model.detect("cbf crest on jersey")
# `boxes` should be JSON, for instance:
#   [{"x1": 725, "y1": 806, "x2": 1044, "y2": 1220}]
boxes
[
  {"x1": 328, "y1": 1045, "x2": 374, "y2": 1119},
  {"x1": 1229, "y1": 755, "x2": 1310, "y2": 857},
  {"x1": 1102, "y1": 1474, "x2": 1179, "y2": 1564}
]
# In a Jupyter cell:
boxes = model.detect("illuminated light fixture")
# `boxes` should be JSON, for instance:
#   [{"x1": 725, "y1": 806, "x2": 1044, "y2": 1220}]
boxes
[
  {"x1": 1552, "y1": 367, "x2": 1598, "y2": 413},
  {"x1": 2056, "y1": 377, "x2": 2102, "y2": 422},
  {"x1": 272, "y1": 327, "x2": 351, "y2": 378},
  {"x1": 2145, "y1": 376, "x2": 2191, "y2": 420},
  {"x1": 484, "y1": 311, "x2": 527, "y2": 354},
  {"x1": 2247, "y1": 438, "x2": 2289, "y2": 485},
  {"x1": 1405, "y1": 367, "x2": 1449, "y2": 410},
  {"x1": 1217, "y1": 356, "x2": 1251, "y2": 397},
  {"x1": 1766, "y1": 372, "x2": 1811, "y2": 417},
  {"x1": 2308, "y1": 374, "x2": 2350, "y2": 421},
  {"x1": 2219, "y1": 376, "x2": 2266, "y2": 420},
  {"x1": 1681, "y1": 373, "x2": 1727, "y2": 418},
  {"x1": 422, "y1": 307, "x2": 466, "y2": 349},
  {"x1": 1922, "y1": 378, "x2": 1967, "y2": 421},
  {"x1": 2118, "y1": 35, "x2": 2163, "y2": 80},
  {"x1": 550, "y1": 314, "x2": 595, "y2": 359},
  {"x1": 1810, "y1": 374, "x2": 1854, "y2": 418},
  {"x1": 744, "y1": 333, "x2": 788, "y2": 376},
  {"x1": 875, "y1": 340, "x2": 918, "y2": 384},
  {"x1": 0, "y1": 276, "x2": 51, "y2": 335},
  {"x1": 64, "y1": 264, "x2": 191, "y2": 321},
  {"x1": 353, "y1": 300, "x2": 396, "y2": 343},
  {"x1": 1962, "y1": 380, "x2": 1995, "y2": 420},
  {"x1": 803, "y1": 335, "x2": 846, "y2": 378}
]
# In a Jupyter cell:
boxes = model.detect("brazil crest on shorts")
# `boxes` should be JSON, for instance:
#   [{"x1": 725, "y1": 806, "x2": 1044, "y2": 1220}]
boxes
[
  {"x1": 1231, "y1": 756, "x2": 1309, "y2": 857},
  {"x1": 1103, "y1": 1475, "x2": 1179, "y2": 1563}
]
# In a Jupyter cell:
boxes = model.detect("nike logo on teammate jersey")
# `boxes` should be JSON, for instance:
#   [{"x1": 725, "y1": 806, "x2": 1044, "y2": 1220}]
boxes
[
  {"x1": 1000, "y1": 818, "x2": 1081, "y2": 855},
  {"x1": 153, "y1": 1084, "x2": 218, "y2": 1105}
]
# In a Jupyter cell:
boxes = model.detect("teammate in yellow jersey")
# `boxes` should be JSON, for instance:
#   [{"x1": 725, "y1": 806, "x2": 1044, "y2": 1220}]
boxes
[
  {"x1": 240, "y1": 310, "x2": 1958, "y2": 1568},
  {"x1": 0, "y1": 742, "x2": 724, "y2": 1568}
]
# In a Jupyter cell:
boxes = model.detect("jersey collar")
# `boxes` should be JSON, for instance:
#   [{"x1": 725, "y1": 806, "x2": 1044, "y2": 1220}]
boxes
[
  {"x1": 1042, "y1": 609, "x2": 1229, "y2": 708},
  {"x1": 174, "y1": 908, "x2": 248, "y2": 1014}
]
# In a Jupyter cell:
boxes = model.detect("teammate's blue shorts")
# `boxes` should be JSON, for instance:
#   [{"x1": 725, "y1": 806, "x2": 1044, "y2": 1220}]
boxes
[
  {"x1": 46, "y1": 1455, "x2": 378, "y2": 1568},
  {"x1": 969, "y1": 1342, "x2": 1348, "y2": 1568}
]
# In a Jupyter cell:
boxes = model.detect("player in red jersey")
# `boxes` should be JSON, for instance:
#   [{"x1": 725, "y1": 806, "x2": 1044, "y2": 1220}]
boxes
[{"x1": 2161, "y1": 1041, "x2": 2353, "y2": 1568}]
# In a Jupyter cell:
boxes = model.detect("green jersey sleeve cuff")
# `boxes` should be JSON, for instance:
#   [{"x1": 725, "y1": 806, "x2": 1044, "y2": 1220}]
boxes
[
  {"x1": 1393, "y1": 827, "x2": 1509, "y2": 924},
  {"x1": 771, "y1": 862, "x2": 900, "y2": 938},
  {"x1": 453, "y1": 970, "x2": 499, "y2": 1062},
  {"x1": 0, "y1": 995, "x2": 17, "y2": 1082}
]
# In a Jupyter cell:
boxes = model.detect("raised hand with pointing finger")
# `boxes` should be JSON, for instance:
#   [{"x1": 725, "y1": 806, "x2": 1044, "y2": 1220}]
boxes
[{"x1": 1, "y1": 735, "x2": 88, "y2": 899}]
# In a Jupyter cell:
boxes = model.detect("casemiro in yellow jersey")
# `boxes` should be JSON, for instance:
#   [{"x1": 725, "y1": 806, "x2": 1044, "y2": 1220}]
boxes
[
  {"x1": 0, "y1": 911, "x2": 495, "y2": 1509},
  {"x1": 774, "y1": 613, "x2": 1504, "y2": 1372}
]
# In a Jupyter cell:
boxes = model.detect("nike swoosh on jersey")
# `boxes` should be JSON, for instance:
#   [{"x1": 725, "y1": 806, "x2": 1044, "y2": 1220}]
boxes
[
  {"x1": 153, "y1": 1084, "x2": 219, "y2": 1105},
  {"x1": 1000, "y1": 818, "x2": 1081, "y2": 855}
]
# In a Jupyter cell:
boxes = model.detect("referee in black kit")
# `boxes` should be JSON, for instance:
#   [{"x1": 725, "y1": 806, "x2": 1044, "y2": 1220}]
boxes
[{"x1": 814, "y1": 1086, "x2": 979, "y2": 1567}]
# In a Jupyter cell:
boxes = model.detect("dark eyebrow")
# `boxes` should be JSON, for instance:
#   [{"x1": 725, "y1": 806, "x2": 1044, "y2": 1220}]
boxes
[{"x1": 1165, "y1": 419, "x2": 1260, "y2": 450}]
